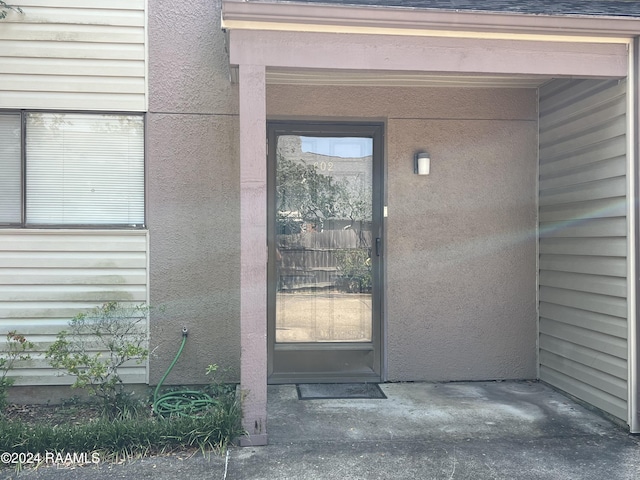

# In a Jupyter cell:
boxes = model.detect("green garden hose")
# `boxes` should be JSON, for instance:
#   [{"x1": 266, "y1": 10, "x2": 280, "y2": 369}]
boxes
[{"x1": 152, "y1": 327, "x2": 218, "y2": 417}]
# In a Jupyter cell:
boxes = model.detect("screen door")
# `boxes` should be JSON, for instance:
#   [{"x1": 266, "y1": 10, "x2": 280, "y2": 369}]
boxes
[{"x1": 267, "y1": 122, "x2": 383, "y2": 383}]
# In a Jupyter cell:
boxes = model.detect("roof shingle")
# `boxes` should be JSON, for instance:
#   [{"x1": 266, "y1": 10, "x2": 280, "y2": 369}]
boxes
[{"x1": 278, "y1": 0, "x2": 640, "y2": 18}]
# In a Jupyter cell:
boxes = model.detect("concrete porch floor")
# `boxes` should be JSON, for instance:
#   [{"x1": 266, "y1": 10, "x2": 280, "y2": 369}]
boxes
[
  {"x1": 11, "y1": 381, "x2": 640, "y2": 479},
  {"x1": 230, "y1": 381, "x2": 640, "y2": 479}
]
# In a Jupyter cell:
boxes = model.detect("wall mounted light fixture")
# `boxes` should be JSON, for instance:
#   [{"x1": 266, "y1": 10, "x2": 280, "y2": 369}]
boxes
[{"x1": 414, "y1": 152, "x2": 430, "y2": 175}]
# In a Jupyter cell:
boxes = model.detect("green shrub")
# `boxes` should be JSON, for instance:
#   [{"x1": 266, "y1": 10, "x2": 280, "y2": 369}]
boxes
[
  {"x1": 0, "y1": 331, "x2": 33, "y2": 413},
  {"x1": 45, "y1": 302, "x2": 149, "y2": 418},
  {"x1": 335, "y1": 248, "x2": 372, "y2": 293},
  {"x1": 3, "y1": 303, "x2": 246, "y2": 463}
]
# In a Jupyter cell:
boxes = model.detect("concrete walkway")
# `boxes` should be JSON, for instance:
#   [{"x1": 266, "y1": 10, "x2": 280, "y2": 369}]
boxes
[{"x1": 8, "y1": 381, "x2": 640, "y2": 479}]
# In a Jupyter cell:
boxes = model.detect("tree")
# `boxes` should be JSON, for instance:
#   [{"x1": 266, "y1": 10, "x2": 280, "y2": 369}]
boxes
[
  {"x1": 276, "y1": 154, "x2": 348, "y2": 234},
  {"x1": 276, "y1": 154, "x2": 372, "y2": 233},
  {"x1": 276, "y1": 154, "x2": 374, "y2": 293}
]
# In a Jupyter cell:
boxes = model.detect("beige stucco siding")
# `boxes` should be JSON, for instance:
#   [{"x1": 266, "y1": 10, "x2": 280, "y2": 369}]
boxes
[
  {"x1": 538, "y1": 79, "x2": 628, "y2": 421},
  {"x1": 386, "y1": 118, "x2": 538, "y2": 381},
  {"x1": 267, "y1": 84, "x2": 539, "y2": 382},
  {"x1": 0, "y1": 230, "x2": 149, "y2": 385},
  {"x1": 146, "y1": 0, "x2": 241, "y2": 386},
  {"x1": 0, "y1": 0, "x2": 146, "y2": 111}
]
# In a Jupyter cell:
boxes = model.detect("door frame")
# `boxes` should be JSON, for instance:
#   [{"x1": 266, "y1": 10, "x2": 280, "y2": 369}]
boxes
[{"x1": 267, "y1": 120, "x2": 385, "y2": 384}]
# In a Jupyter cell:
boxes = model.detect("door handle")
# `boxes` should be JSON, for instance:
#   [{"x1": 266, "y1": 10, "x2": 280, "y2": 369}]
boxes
[{"x1": 376, "y1": 237, "x2": 381, "y2": 256}]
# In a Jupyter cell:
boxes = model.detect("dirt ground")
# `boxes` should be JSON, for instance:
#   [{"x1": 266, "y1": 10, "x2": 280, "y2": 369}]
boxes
[{"x1": 3, "y1": 401, "x2": 103, "y2": 427}]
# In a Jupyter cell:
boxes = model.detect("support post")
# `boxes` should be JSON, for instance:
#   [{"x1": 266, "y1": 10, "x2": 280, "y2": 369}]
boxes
[{"x1": 238, "y1": 63, "x2": 268, "y2": 446}]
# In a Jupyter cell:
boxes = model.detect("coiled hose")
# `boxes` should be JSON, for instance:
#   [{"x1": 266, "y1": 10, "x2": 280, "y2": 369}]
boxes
[{"x1": 152, "y1": 327, "x2": 218, "y2": 417}]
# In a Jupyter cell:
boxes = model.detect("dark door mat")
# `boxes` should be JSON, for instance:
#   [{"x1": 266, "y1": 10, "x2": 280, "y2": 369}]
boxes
[{"x1": 297, "y1": 383, "x2": 387, "y2": 400}]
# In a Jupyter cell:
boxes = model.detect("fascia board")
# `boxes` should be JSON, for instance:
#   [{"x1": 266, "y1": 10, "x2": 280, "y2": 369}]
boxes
[{"x1": 222, "y1": 0, "x2": 640, "y2": 42}]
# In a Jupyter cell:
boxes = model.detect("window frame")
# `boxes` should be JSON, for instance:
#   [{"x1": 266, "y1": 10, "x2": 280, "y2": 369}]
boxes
[{"x1": 0, "y1": 110, "x2": 146, "y2": 229}]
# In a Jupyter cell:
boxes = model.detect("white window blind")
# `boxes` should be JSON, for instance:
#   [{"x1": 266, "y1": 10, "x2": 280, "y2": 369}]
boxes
[
  {"x1": 0, "y1": 114, "x2": 22, "y2": 224},
  {"x1": 26, "y1": 113, "x2": 144, "y2": 225}
]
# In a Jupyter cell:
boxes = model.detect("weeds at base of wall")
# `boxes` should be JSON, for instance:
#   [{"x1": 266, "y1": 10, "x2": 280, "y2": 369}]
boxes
[
  {"x1": 0, "y1": 391, "x2": 245, "y2": 469},
  {"x1": 0, "y1": 332, "x2": 34, "y2": 413},
  {"x1": 2, "y1": 302, "x2": 246, "y2": 468},
  {"x1": 0, "y1": 378, "x2": 12, "y2": 413}
]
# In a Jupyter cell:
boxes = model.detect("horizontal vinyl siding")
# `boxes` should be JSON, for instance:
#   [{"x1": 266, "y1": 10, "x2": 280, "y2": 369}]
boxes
[
  {"x1": 0, "y1": 230, "x2": 148, "y2": 386},
  {"x1": 0, "y1": 0, "x2": 146, "y2": 111},
  {"x1": 538, "y1": 78, "x2": 628, "y2": 422}
]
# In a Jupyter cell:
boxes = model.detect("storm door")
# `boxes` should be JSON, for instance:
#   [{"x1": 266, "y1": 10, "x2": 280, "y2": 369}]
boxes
[{"x1": 267, "y1": 122, "x2": 383, "y2": 383}]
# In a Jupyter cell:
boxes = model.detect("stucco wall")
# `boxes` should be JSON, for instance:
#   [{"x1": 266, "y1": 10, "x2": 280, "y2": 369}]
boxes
[
  {"x1": 386, "y1": 118, "x2": 538, "y2": 380},
  {"x1": 146, "y1": 0, "x2": 538, "y2": 384},
  {"x1": 268, "y1": 85, "x2": 538, "y2": 381},
  {"x1": 147, "y1": 0, "x2": 240, "y2": 384}
]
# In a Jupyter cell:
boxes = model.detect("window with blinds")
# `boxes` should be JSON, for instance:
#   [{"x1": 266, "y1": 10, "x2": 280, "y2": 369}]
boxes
[
  {"x1": 0, "y1": 114, "x2": 22, "y2": 224},
  {"x1": 0, "y1": 112, "x2": 144, "y2": 227}
]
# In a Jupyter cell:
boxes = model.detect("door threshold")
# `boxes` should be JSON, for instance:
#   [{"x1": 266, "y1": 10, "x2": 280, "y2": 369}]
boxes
[{"x1": 268, "y1": 372, "x2": 381, "y2": 385}]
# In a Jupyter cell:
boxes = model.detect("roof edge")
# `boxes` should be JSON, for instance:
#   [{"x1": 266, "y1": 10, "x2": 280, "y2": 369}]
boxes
[{"x1": 221, "y1": 0, "x2": 640, "y2": 38}]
